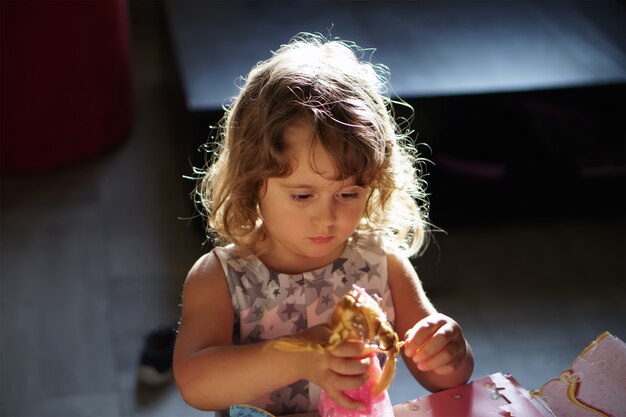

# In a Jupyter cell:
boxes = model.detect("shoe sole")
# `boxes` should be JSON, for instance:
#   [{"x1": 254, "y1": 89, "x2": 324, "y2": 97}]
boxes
[{"x1": 138, "y1": 365, "x2": 173, "y2": 386}]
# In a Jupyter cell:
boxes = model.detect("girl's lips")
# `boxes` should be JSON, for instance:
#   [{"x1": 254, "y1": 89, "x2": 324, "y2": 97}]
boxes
[{"x1": 310, "y1": 236, "x2": 334, "y2": 244}]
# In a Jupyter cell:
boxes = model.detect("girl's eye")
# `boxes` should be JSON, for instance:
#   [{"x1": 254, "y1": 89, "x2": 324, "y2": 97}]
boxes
[
  {"x1": 338, "y1": 192, "x2": 360, "y2": 200},
  {"x1": 291, "y1": 194, "x2": 313, "y2": 202}
]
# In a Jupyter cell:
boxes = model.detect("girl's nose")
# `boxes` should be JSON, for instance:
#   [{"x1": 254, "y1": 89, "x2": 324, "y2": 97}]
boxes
[{"x1": 312, "y1": 200, "x2": 335, "y2": 226}]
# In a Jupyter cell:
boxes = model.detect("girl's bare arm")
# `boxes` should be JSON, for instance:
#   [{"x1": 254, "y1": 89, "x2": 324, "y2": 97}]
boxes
[
  {"x1": 173, "y1": 252, "x2": 305, "y2": 409},
  {"x1": 173, "y1": 252, "x2": 369, "y2": 410},
  {"x1": 387, "y1": 253, "x2": 474, "y2": 392}
]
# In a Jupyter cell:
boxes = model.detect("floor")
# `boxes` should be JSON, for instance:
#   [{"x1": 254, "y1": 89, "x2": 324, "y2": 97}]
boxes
[{"x1": 1, "y1": 2, "x2": 624, "y2": 416}]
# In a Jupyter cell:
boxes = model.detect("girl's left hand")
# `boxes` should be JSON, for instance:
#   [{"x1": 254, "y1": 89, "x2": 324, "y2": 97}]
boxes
[{"x1": 402, "y1": 313, "x2": 468, "y2": 375}]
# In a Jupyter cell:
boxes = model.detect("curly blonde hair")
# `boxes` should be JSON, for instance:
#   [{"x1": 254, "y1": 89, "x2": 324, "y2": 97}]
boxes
[{"x1": 197, "y1": 33, "x2": 430, "y2": 257}]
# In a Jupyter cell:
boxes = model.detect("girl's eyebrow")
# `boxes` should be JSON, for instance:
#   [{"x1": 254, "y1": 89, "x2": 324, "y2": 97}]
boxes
[
  {"x1": 279, "y1": 181, "x2": 362, "y2": 190},
  {"x1": 278, "y1": 181, "x2": 314, "y2": 188}
]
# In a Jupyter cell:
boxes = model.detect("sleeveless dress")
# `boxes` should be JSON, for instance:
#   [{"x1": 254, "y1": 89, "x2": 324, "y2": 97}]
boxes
[{"x1": 212, "y1": 233, "x2": 396, "y2": 416}]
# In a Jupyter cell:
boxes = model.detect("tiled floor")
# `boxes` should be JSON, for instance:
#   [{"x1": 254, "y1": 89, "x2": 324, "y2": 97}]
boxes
[{"x1": 1, "y1": 2, "x2": 624, "y2": 416}]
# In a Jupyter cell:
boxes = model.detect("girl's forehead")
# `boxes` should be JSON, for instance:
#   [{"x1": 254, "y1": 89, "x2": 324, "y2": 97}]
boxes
[
  {"x1": 282, "y1": 119, "x2": 316, "y2": 146},
  {"x1": 283, "y1": 121, "x2": 340, "y2": 180}
]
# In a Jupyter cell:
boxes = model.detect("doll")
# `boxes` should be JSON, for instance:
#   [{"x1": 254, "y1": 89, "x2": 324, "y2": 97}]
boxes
[{"x1": 270, "y1": 285, "x2": 402, "y2": 417}]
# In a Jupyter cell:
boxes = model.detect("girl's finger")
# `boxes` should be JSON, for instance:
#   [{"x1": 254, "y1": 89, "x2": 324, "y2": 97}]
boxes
[
  {"x1": 329, "y1": 355, "x2": 372, "y2": 376},
  {"x1": 415, "y1": 344, "x2": 456, "y2": 372},
  {"x1": 412, "y1": 322, "x2": 457, "y2": 363},
  {"x1": 328, "y1": 338, "x2": 366, "y2": 358},
  {"x1": 403, "y1": 316, "x2": 445, "y2": 357},
  {"x1": 323, "y1": 372, "x2": 369, "y2": 409}
]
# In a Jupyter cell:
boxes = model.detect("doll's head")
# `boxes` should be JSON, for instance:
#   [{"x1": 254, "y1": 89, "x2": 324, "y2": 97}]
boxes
[{"x1": 198, "y1": 33, "x2": 429, "y2": 256}]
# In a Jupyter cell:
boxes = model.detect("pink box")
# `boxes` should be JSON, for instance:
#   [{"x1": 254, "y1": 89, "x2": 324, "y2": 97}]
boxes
[
  {"x1": 393, "y1": 332, "x2": 626, "y2": 417},
  {"x1": 393, "y1": 373, "x2": 552, "y2": 417},
  {"x1": 530, "y1": 331, "x2": 626, "y2": 417}
]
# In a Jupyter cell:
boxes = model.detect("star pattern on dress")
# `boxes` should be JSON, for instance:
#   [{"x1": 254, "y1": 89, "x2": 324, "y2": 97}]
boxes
[
  {"x1": 321, "y1": 294, "x2": 332, "y2": 305},
  {"x1": 331, "y1": 257, "x2": 348, "y2": 274},
  {"x1": 365, "y1": 262, "x2": 380, "y2": 282},
  {"x1": 281, "y1": 303, "x2": 299, "y2": 320},
  {"x1": 293, "y1": 314, "x2": 307, "y2": 332},
  {"x1": 308, "y1": 276, "x2": 332, "y2": 297},
  {"x1": 268, "y1": 391, "x2": 287, "y2": 414},
  {"x1": 289, "y1": 380, "x2": 308, "y2": 401},
  {"x1": 346, "y1": 260, "x2": 357, "y2": 272},
  {"x1": 242, "y1": 280, "x2": 267, "y2": 306},
  {"x1": 268, "y1": 270, "x2": 280, "y2": 286},
  {"x1": 286, "y1": 283, "x2": 298, "y2": 296},
  {"x1": 227, "y1": 264, "x2": 246, "y2": 285},
  {"x1": 247, "y1": 325, "x2": 264, "y2": 343}
]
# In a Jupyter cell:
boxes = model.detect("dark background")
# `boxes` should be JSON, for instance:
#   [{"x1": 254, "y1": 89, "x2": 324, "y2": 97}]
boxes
[{"x1": 1, "y1": 1, "x2": 624, "y2": 415}]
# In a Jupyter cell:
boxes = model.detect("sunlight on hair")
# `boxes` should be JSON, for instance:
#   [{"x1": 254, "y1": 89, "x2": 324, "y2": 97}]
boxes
[{"x1": 194, "y1": 32, "x2": 435, "y2": 257}]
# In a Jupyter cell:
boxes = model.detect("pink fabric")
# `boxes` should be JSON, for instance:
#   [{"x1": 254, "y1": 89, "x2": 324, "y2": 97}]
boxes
[{"x1": 318, "y1": 356, "x2": 394, "y2": 417}]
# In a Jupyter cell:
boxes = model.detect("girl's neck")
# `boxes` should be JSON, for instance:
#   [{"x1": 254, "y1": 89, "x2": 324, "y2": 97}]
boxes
[{"x1": 253, "y1": 239, "x2": 348, "y2": 275}]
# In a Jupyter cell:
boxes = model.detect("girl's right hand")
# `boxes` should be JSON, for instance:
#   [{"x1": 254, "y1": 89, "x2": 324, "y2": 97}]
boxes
[{"x1": 297, "y1": 325, "x2": 370, "y2": 410}]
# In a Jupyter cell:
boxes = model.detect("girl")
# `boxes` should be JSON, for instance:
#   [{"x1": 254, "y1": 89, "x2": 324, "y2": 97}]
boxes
[{"x1": 173, "y1": 33, "x2": 474, "y2": 415}]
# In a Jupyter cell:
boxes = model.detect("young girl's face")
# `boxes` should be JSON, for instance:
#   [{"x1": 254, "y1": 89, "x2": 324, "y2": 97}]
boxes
[{"x1": 257, "y1": 120, "x2": 368, "y2": 273}]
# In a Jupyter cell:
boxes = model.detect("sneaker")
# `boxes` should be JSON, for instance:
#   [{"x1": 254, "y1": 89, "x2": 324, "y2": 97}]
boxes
[{"x1": 138, "y1": 323, "x2": 177, "y2": 386}]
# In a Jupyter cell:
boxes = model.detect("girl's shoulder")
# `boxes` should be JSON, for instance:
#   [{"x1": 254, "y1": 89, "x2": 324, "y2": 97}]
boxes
[
  {"x1": 209, "y1": 244, "x2": 271, "y2": 280},
  {"x1": 181, "y1": 250, "x2": 232, "y2": 316},
  {"x1": 185, "y1": 249, "x2": 227, "y2": 286},
  {"x1": 351, "y1": 230, "x2": 386, "y2": 255},
  {"x1": 185, "y1": 243, "x2": 259, "y2": 292},
  {"x1": 210, "y1": 243, "x2": 253, "y2": 262},
  {"x1": 353, "y1": 232, "x2": 416, "y2": 280}
]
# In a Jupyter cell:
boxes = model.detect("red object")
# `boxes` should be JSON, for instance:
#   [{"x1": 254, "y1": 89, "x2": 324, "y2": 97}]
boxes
[{"x1": 1, "y1": 0, "x2": 132, "y2": 173}]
